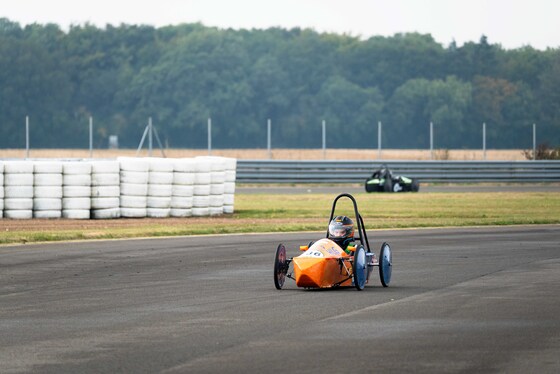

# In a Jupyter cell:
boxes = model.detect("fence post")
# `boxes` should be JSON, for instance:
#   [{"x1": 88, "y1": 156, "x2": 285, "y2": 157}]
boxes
[
  {"x1": 89, "y1": 116, "x2": 93, "y2": 158},
  {"x1": 430, "y1": 122, "x2": 434, "y2": 160},
  {"x1": 25, "y1": 115, "x2": 30, "y2": 158},
  {"x1": 208, "y1": 118, "x2": 212, "y2": 155},
  {"x1": 377, "y1": 121, "x2": 382, "y2": 159},
  {"x1": 322, "y1": 120, "x2": 326, "y2": 159},
  {"x1": 148, "y1": 117, "x2": 153, "y2": 157},
  {"x1": 532, "y1": 123, "x2": 536, "y2": 161},
  {"x1": 482, "y1": 122, "x2": 486, "y2": 161},
  {"x1": 267, "y1": 119, "x2": 272, "y2": 159}
]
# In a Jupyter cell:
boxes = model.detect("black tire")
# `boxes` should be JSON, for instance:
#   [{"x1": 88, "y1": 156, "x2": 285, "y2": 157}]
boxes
[
  {"x1": 365, "y1": 179, "x2": 376, "y2": 193},
  {"x1": 411, "y1": 179, "x2": 420, "y2": 192},
  {"x1": 383, "y1": 177, "x2": 392, "y2": 192},
  {"x1": 379, "y1": 242, "x2": 392, "y2": 287},
  {"x1": 274, "y1": 244, "x2": 287, "y2": 290},
  {"x1": 353, "y1": 245, "x2": 367, "y2": 290}
]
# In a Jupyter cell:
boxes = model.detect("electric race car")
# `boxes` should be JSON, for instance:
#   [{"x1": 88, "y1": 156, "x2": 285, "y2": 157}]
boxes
[
  {"x1": 365, "y1": 164, "x2": 420, "y2": 193},
  {"x1": 273, "y1": 193, "x2": 392, "y2": 291}
]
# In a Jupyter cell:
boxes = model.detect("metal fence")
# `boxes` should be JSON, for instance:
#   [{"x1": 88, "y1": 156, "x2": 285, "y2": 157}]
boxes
[{"x1": 236, "y1": 160, "x2": 560, "y2": 183}]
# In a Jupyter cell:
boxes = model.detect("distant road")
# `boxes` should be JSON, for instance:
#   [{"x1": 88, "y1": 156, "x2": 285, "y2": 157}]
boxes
[
  {"x1": 237, "y1": 183, "x2": 560, "y2": 194},
  {"x1": 1, "y1": 226, "x2": 559, "y2": 373}
]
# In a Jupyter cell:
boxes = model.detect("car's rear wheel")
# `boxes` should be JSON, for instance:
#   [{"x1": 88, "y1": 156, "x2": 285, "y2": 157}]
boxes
[
  {"x1": 274, "y1": 243, "x2": 287, "y2": 290},
  {"x1": 411, "y1": 179, "x2": 420, "y2": 192}
]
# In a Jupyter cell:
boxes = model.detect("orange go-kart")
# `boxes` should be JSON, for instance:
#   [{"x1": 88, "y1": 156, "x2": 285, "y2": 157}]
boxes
[{"x1": 273, "y1": 193, "x2": 392, "y2": 291}]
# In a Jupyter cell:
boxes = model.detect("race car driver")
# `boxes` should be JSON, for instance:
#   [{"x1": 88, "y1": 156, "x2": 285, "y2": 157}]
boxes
[{"x1": 328, "y1": 215, "x2": 355, "y2": 254}]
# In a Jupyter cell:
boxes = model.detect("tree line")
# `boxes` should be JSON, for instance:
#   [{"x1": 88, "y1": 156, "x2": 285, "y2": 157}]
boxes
[{"x1": 1, "y1": 18, "x2": 559, "y2": 150}]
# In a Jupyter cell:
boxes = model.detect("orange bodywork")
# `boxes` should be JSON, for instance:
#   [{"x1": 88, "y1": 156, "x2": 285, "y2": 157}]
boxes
[{"x1": 293, "y1": 238, "x2": 353, "y2": 288}]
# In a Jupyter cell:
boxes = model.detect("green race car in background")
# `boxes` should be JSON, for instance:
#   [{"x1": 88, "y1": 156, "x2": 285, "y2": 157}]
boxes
[{"x1": 365, "y1": 164, "x2": 420, "y2": 193}]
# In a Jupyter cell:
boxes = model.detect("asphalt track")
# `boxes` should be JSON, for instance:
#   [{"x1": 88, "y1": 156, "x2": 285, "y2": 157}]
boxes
[{"x1": 1, "y1": 225, "x2": 559, "y2": 373}]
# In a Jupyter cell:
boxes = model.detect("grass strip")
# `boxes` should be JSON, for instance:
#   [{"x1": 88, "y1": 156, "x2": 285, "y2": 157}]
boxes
[{"x1": 0, "y1": 191, "x2": 558, "y2": 245}]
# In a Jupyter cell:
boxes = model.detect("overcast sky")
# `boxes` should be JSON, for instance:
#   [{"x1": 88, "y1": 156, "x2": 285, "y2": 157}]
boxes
[{"x1": 2, "y1": 0, "x2": 559, "y2": 50}]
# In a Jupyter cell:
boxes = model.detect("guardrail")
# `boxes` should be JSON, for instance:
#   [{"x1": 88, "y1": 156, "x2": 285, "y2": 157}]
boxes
[{"x1": 236, "y1": 160, "x2": 560, "y2": 183}]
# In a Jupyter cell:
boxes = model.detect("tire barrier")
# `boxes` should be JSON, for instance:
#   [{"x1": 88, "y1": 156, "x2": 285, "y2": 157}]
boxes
[
  {"x1": 147, "y1": 158, "x2": 173, "y2": 218},
  {"x1": 170, "y1": 158, "x2": 196, "y2": 217},
  {"x1": 91, "y1": 160, "x2": 121, "y2": 219},
  {"x1": 62, "y1": 161, "x2": 92, "y2": 219},
  {"x1": 118, "y1": 157, "x2": 149, "y2": 218},
  {"x1": 3, "y1": 161, "x2": 34, "y2": 219},
  {"x1": 0, "y1": 162, "x2": 4, "y2": 219},
  {"x1": 33, "y1": 161, "x2": 63, "y2": 219},
  {"x1": 0, "y1": 157, "x2": 236, "y2": 220}
]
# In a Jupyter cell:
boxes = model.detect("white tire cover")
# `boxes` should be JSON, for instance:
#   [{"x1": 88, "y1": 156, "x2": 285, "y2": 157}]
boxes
[
  {"x1": 193, "y1": 185, "x2": 211, "y2": 196},
  {"x1": 147, "y1": 208, "x2": 170, "y2": 218},
  {"x1": 193, "y1": 158, "x2": 212, "y2": 172},
  {"x1": 223, "y1": 157, "x2": 237, "y2": 171},
  {"x1": 34, "y1": 161, "x2": 63, "y2": 173},
  {"x1": 91, "y1": 207, "x2": 120, "y2": 219},
  {"x1": 192, "y1": 195, "x2": 210, "y2": 208},
  {"x1": 224, "y1": 182, "x2": 236, "y2": 194},
  {"x1": 91, "y1": 160, "x2": 120, "y2": 174},
  {"x1": 0, "y1": 162, "x2": 3, "y2": 173},
  {"x1": 117, "y1": 157, "x2": 149, "y2": 172},
  {"x1": 4, "y1": 185, "x2": 33, "y2": 198},
  {"x1": 62, "y1": 197, "x2": 91, "y2": 210},
  {"x1": 63, "y1": 186, "x2": 91, "y2": 197},
  {"x1": 120, "y1": 170, "x2": 149, "y2": 184},
  {"x1": 34, "y1": 173, "x2": 63, "y2": 186},
  {"x1": 4, "y1": 173, "x2": 33, "y2": 186},
  {"x1": 0, "y1": 174, "x2": 3, "y2": 186},
  {"x1": 196, "y1": 156, "x2": 226, "y2": 172},
  {"x1": 209, "y1": 195, "x2": 224, "y2": 207},
  {"x1": 91, "y1": 185, "x2": 120, "y2": 198},
  {"x1": 63, "y1": 174, "x2": 91, "y2": 186},
  {"x1": 223, "y1": 205, "x2": 234, "y2": 214},
  {"x1": 148, "y1": 184, "x2": 172, "y2": 197},
  {"x1": 173, "y1": 172, "x2": 195, "y2": 185},
  {"x1": 4, "y1": 198, "x2": 33, "y2": 210},
  {"x1": 194, "y1": 172, "x2": 212, "y2": 185},
  {"x1": 148, "y1": 158, "x2": 174, "y2": 172},
  {"x1": 147, "y1": 196, "x2": 171, "y2": 209},
  {"x1": 172, "y1": 184, "x2": 194, "y2": 197},
  {"x1": 4, "y1": 210, "x2": 33, "y2": 219},
  {"x1": 211, "y1": 171, "x2": 226, "y2": 184},
  {"x1": 91, "y1": 197, "x2": 120, "y2": 209},
  {"x1": 0, "y1": 188, "x2": 4, "y2": 199},
  {"x1": 225, "y1": 170, "x2": 236, "y2": 182},
  {"x1": 173, "y1": 158, "x2": 196, "y2": 173},
  {"x1": 33, "y1": 210, "x2": 62, "y2": 219},
  {"x1": 120, "y1": 207, "x2": 147, "y2": 218},
  {"x1": 170, "y1": 208, "x2": 192, "y2": 217},
  {"x1": 91, "y1": 173, "x2": 120, "y2": 186},
  {"x1": 34, "y1": 186, "x2": 63, "y2": 198},
  {"x1": 63, "y1": 161, "x2": 92, "y2": 174},
  {"x1": 210, "y1": 184, "x2": 225, "y2": 195},
  {"x1": 223, "y1": 194, "x2": 235, "y2": 205},
  {"x1": 120, "y1": 183, "x2": 148, "y2": 196},
  {"x1": 120, "y1": 195, "x2": 147, "y2": 208},
  {"x1": 62, "y1": 209, "x2": 90, "y2": 219},
  {"x1": 171, "y1": 196, "x2": 193, "y2": 209},
  {"x1": 209, "y1": 207, "x2": 224, "y2": 216},
  {"x1": 191, "y1": 207, "x2": 210, "y2": 217},
  {"x1": 149, "y1": 171, "x2": 174, "y2": 185},
  {"x1": 0, "y1": 199, "x2": 4, "y2": 211},
  {"x1": 33, "y1": 198, "x2": 62, "y2": 211},
  {"x1": 4, "y1": 161, "x2": 34, "y2": 174}
]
